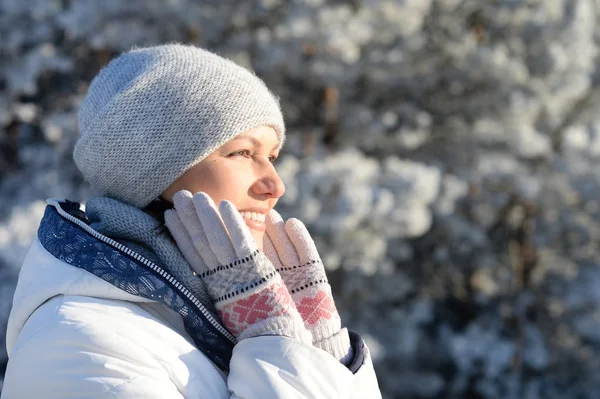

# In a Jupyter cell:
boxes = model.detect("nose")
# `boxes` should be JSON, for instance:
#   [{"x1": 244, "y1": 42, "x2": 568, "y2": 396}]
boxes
[{"x1": 252, "y1": 160, "x2": 286, "y2": 199}]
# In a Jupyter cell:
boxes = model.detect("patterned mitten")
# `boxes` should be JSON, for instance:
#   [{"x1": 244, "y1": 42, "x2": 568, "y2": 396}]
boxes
[
  {"x1": 165, "y1": 191, "x2": 311, "y2": 343},
  {"x1": 264, "y1": 209, "x2": 353, "y2": 364}
]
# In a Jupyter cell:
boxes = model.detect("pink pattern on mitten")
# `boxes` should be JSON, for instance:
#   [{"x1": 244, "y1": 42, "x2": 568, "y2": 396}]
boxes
[
  {"x1": 296, "y1": 289, "x2": 338, "y2": 326},
  {"x1": 218, "y1": 280, "x2": 295, "y2": 337}
]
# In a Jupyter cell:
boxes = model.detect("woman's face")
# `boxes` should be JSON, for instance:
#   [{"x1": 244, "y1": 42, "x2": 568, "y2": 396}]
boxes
[{"x1": 161, "y1": 125, "x2": 285, "y2": 250}]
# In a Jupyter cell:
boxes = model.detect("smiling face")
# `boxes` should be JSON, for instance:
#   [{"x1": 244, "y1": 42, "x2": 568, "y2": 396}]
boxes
[{"x1": 161, "y1": 125, "x2": 285, "y2": 250}]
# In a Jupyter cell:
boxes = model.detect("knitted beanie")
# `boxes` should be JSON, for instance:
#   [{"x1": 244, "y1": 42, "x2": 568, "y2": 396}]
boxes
[{"x1": 73, "y1": 44, "x2": 286, "y2": 208}]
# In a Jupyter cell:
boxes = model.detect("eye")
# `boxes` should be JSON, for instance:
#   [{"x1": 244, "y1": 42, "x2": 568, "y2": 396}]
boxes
[
  {"x1": 268, "y1": 155, "x2": 278, "y2": 164},
  {"x1": 229, "y1": 149, "x2": 252, "y2": 158}
]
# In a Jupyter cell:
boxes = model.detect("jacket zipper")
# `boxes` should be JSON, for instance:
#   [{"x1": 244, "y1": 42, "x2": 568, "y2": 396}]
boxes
[{"x1": 46, "y1": 198, "x2": 237, "y2": 344}]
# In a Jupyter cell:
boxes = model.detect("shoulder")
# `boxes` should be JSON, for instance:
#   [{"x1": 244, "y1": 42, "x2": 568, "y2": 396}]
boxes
[{"x1": 3, "y1": 295, "x2": 228, "y2": 399}]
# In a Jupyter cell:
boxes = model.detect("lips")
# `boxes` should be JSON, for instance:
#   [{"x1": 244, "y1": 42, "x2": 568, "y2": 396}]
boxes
[
  {"x1": 238, "y1": 209, "x2": 268, "y2": 232},
  {"x1": 238, "y1": 211, "x2": 266, "y2": 222}
]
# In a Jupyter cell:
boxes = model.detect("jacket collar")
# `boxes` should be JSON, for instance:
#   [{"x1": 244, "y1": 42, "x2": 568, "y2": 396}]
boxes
[{"x1": 8, "y1": 199, "x2": 236, "y2": 372}]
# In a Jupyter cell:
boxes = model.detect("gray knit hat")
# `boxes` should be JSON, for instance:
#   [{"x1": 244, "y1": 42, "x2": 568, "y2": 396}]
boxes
[{"x1": 73, "y1": 43, "x2": 285, "y2": 208}]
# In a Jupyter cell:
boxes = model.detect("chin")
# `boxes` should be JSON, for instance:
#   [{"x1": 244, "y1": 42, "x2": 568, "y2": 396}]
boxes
[{"x1": 251, "y1": 232, "x2": 264, "y2": 251}]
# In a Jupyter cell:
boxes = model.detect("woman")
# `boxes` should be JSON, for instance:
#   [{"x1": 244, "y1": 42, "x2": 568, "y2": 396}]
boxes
[{"x1": 1, "y1": 44, "x2": 381, "y2": 398}]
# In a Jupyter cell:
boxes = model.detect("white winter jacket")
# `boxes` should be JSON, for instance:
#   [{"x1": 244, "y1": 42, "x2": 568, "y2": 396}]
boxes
[{"x1": 2, "y1": 200, "x2": 381, "y2": 398}]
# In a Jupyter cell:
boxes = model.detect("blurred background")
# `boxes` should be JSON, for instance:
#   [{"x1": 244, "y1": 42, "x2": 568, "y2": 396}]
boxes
[{"x1": 2, "y1": 0, "x2": 600, "y2": 397}]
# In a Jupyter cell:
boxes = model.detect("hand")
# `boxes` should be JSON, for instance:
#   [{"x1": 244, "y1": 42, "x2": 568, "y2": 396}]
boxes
[
  {"x1": 264, "y1": 209, "x2": 353, "y2": 364},
  {"x1": 165, "y1": 191, "x2": 311, "y2": 343}
]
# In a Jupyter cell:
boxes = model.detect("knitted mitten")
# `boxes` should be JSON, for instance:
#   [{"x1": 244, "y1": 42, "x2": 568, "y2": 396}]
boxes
[
  {"x1": 264, "y1": 209, "x2": 353, "y2": 364},
  {"x1": 165, "y1": 191, "x2": 311, "y2": 343}
]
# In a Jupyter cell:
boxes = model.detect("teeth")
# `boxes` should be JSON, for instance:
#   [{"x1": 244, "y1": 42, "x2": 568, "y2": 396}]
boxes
[{"x1": 239, "y1": 211, "x2": 266, "y2": 222}]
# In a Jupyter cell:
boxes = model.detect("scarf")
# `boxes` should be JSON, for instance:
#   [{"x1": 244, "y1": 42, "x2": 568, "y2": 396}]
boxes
[{"x1": 84, "y1": 196, "x2": 218, "y2": 318}]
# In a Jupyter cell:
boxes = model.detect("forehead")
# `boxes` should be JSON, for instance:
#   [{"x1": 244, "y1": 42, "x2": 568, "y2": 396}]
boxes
[{"x1": 228, "y1": 126, "x2": 280, "y2": 149}]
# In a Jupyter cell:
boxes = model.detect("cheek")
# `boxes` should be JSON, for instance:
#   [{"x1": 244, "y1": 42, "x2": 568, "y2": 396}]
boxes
[{"x1": 194, "y1": 164, "x2": 253, "y2": 205}]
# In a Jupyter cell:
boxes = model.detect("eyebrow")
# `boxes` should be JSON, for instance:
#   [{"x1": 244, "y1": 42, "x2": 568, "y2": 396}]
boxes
[{"x1": 231, "y1": 135, "x2": 280, "y2": 151}]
